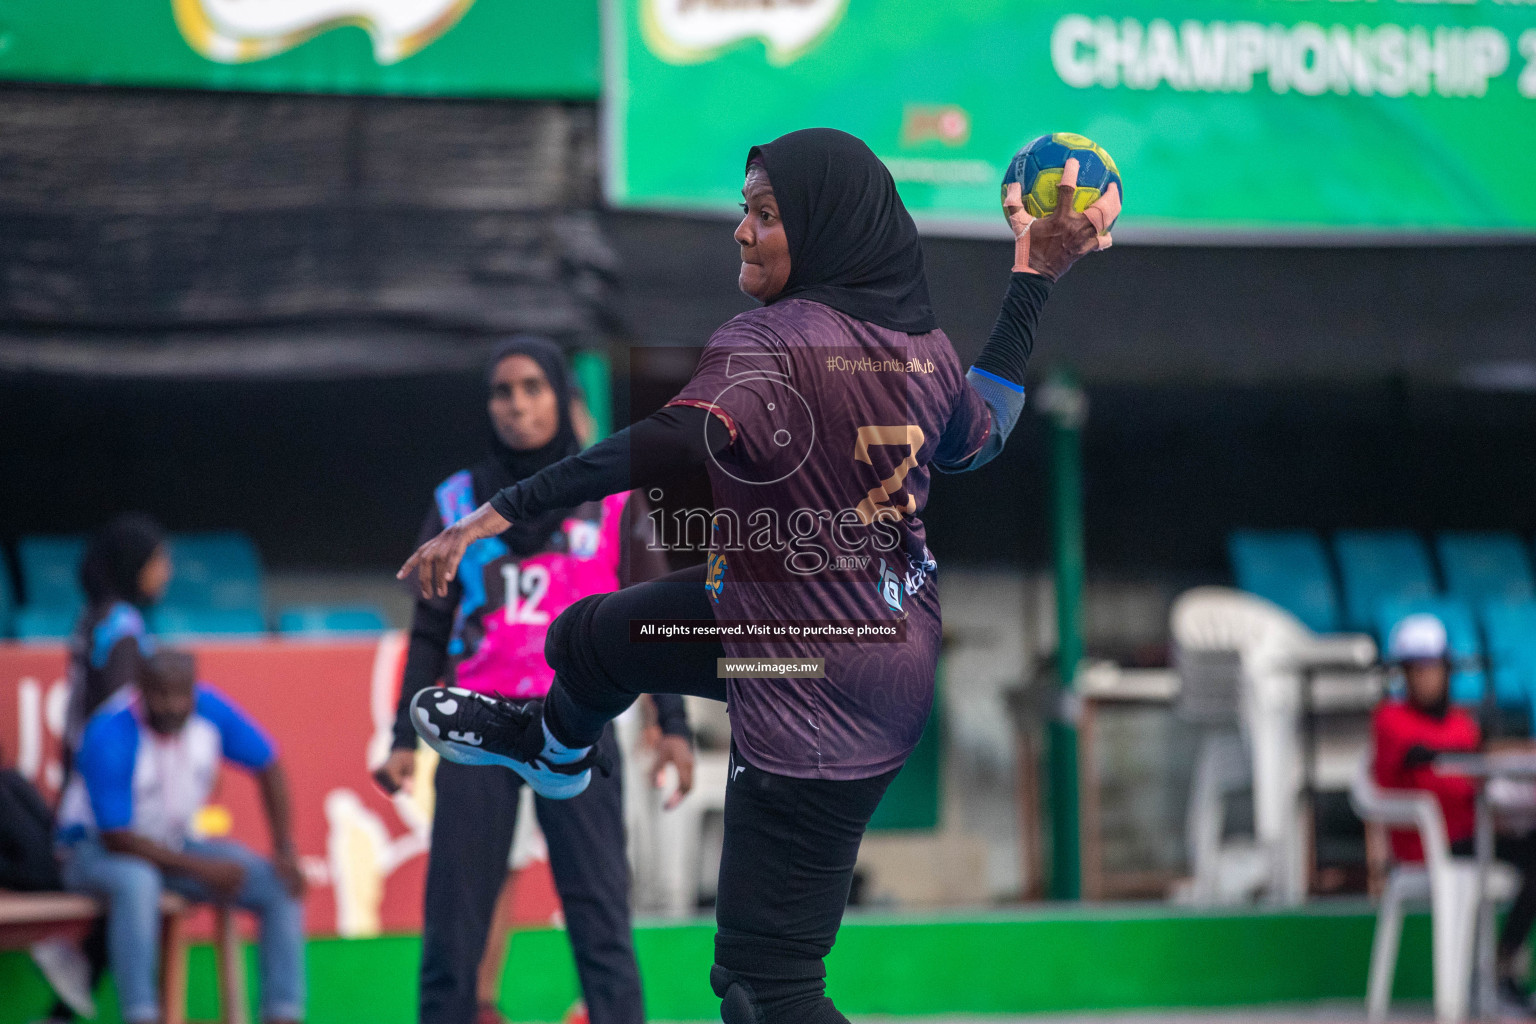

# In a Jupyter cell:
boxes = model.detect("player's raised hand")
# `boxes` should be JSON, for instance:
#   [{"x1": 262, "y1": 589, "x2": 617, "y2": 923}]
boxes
[
  {"x1": 1003, "y1": 157, "x2": 1118, "y2": 281},
  {"x1": 1002, "y1": 179, "x2": 1035, "y2": 244},
  {"x1": 1084, "y1": 176, "x2": 1121, "y2": 242},
  {"x1": 397, "y1": 502, "x2": 511, "y2": 599}
]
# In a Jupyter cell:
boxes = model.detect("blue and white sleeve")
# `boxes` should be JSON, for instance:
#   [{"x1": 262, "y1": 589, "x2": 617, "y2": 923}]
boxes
[
  {"x1": 76, "y1": 710, "x2": 139, "y2": 832},
  {"x1": 196, "y1": 685, "x2": 277, "y2": 771},
  {"x1": 956, "y1": 367, "x2": 1028, "y2": 472},
  {"x1": 90, "y1": 603, "x2": 152, "y2": 670}
]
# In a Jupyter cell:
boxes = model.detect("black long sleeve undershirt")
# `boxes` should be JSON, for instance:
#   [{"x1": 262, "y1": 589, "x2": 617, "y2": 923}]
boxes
[
  {"x1": 392, "y1": 496, "x2": 692, "y2": 749},
  {"x1": 971, "y1": 272, "x2": 1053, "y2": 388},
  {"x1": 489, "y1": 404, "x2": 729, "y2": 524}
]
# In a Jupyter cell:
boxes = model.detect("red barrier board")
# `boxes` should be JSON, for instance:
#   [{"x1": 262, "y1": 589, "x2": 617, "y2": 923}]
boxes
[{"x1": 0, "y1": 636, "x2": 560, "y2": 938}]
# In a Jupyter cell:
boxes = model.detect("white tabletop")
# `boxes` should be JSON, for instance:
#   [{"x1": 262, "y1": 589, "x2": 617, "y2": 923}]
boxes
[{"x1": 1435, "y1": 749, "x2": 1536, "y2": 779}]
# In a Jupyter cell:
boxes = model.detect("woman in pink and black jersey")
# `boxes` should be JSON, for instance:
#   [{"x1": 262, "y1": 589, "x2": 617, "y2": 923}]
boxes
[{"x1": 384, "y1": 337, "x2": 693, "y2": 1024}]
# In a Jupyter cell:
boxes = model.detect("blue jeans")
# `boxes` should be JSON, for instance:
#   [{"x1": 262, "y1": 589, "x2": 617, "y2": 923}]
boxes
[{"x1": 61, "y1": 837, "x2": 305, "y2": 1024}]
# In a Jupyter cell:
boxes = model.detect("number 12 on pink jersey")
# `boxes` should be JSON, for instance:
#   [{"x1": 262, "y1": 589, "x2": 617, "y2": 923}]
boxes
[{"x1": 500, "y1": 563, "x2": 551, "y2": 625}]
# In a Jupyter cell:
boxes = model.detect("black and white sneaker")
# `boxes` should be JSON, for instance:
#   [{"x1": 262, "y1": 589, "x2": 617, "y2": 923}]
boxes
[{"x1": 410, "y1": 687, "x2": 604, "y2": 799}]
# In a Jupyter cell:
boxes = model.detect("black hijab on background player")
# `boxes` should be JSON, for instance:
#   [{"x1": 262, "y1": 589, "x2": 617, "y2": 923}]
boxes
[
  {"x1": 474, "y1": 335, "x2": 582, "y2": 557},
  {"x1": 80, "y1": 513, "x2": 166, "y2": 607},
  {"x1": 748, "y1": 127, "x2": 938, "y2": 335}
]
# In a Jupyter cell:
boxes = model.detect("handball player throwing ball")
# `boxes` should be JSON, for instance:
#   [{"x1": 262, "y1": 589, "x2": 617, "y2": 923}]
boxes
[{"x1": 400, "y1": 127, "x2": 1119, "y2": 1024}]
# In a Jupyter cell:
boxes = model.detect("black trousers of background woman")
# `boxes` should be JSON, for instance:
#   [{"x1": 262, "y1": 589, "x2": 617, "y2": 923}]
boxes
[
  {"x1": 419, "y1": 728, "x2": 643, "y2": 1024},
  {"x1": 545, "y1": 566, "x2": 899, "y2": 1024}
]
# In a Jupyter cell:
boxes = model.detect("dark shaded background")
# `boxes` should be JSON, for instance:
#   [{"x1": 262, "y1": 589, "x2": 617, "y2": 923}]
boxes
[{"x1": 2, "y1": 86, "x2": 1533, "y2": 584}]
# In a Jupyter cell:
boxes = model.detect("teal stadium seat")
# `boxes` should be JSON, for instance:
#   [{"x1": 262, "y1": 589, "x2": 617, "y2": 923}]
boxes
[
  {"x1": 17, "y1": 535, "x2": 86, "y2": 612},
  {"x1": 1377, "y1": 597, "x2": 1489, "y2": 707},
  {"x1": 150, "y1": 606, "x2": 267, "y2": 638},
  {"x1": 13, "y1": 606, "x2": 79, "y2": 642},
  {"x1": 164, "y1": 532, "x2": 264, "y2": 613},
  {"x1": 1436, "y1": 532, "x2": 1535, "y2": 606},
  {"x1": 1481, "y1": 601, "x2": 1536, "y2": 720},
  {"x1": 1227, "y1": 529, "x2": 1341, "y2": 633},
  {"x1": 0, "y1": 556, "x2": 14, "y2": 637},
  {"x1": 276, "y1": 605, "x2": 387, "y2": 636},
  {"x1": 1334, "y1": 530, "x2": 1438, "y2": 632}
]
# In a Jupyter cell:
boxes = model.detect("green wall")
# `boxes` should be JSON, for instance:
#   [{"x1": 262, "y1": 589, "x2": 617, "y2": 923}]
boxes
[{"x1": 0, "y1": 905, "x2": 1432, "y2": 1023}]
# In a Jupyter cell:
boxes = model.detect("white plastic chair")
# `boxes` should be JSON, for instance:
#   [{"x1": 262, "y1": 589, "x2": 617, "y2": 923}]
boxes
[
  {"x1": 1173, "y1": 640, "x2": 1270, "y2": 904},
  {"x1": 1173, "y1": 587, "x2": 1377, "y2": 904},
  {"x1": 1174, "y1": 587, "x2": 1313, "y2": 903},
  {"x1": 620, "y1": 699, "x2": 730, "y2": 917},
  {"x1": 651, "y1": 750, "x2": 729, "y2": 916},
  {"x1": 1349, "y1": 760, "x2": 1518, "y2": 1024}
]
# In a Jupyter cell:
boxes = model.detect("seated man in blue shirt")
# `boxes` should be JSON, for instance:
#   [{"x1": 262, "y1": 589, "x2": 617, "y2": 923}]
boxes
[{"x1": 56, "y1": 649, "x2": 306, "y2": 1024}]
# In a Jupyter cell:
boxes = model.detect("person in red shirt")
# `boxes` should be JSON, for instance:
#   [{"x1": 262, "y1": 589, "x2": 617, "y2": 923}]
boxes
[{"x1": 1373, "y1": 612, "x2": 1536, "y2": 1008}]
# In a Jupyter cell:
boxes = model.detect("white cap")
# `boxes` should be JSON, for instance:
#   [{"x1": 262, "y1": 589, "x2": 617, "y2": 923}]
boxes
[{"x1": 1389, "y1": 612, "x2": 1449, "y2": 662}]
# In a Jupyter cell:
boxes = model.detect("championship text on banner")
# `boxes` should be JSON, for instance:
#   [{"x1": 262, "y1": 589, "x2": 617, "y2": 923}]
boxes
[{"x1": 606, "y1": 0, "x2": 1536, "y2": 237}]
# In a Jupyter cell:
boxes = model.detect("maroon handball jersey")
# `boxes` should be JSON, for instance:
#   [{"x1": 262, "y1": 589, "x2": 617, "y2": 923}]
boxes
[{"x1": 668, "y1": 297, "x2": 991, "y2": 779}]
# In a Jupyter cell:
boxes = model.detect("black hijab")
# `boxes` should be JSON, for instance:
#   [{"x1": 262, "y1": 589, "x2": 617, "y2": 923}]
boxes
[
  {"x1": 80, "y1": 512, "x2": 164, "y2": 607},
  {"x1": 747, "y1": 128, "x2": 938, "y2": 335},
  {"x1": 475, "y1": 336, "x2": 582, "y2": 557}
]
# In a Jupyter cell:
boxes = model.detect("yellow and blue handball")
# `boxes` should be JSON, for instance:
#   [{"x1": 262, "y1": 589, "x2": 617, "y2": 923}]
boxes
[{"x1": 1002, "y1": 132, "x2": 1122, "y2": 230}]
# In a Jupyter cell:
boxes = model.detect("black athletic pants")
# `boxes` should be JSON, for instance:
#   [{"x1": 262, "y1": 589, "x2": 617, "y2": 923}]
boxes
[
  {"x1": 419, "y1": 728, "x2": 643, "y2": 1024},
  {"x1": 544, "y1": 565, "x2": 899, "y2": 1024},
  {"x1": 1452, "y1": 833, "x2": 1536, "y2": 959}
]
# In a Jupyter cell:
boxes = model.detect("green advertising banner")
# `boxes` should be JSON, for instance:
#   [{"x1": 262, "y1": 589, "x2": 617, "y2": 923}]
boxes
[
  {"x1": 0, "y1": 0, "x2": 599, "y2": 97},
  {"x1": 605, "y1": 0, "x2": 1536, "y2": 239}
]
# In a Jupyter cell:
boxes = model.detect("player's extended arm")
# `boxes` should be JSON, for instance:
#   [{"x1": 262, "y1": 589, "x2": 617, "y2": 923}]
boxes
[
  {"x1": 257, "y1": 760, "x2": 305, "y2": 896},
  {"x1": 943, "y1": 158, "x2": 1120, "y2": 473},
  {"x1": 398, "y1": 408, "x2": 730, "y2": 599},
  {"x1": 389, "y1": 508, "x2": 457, "y2": 763}
]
